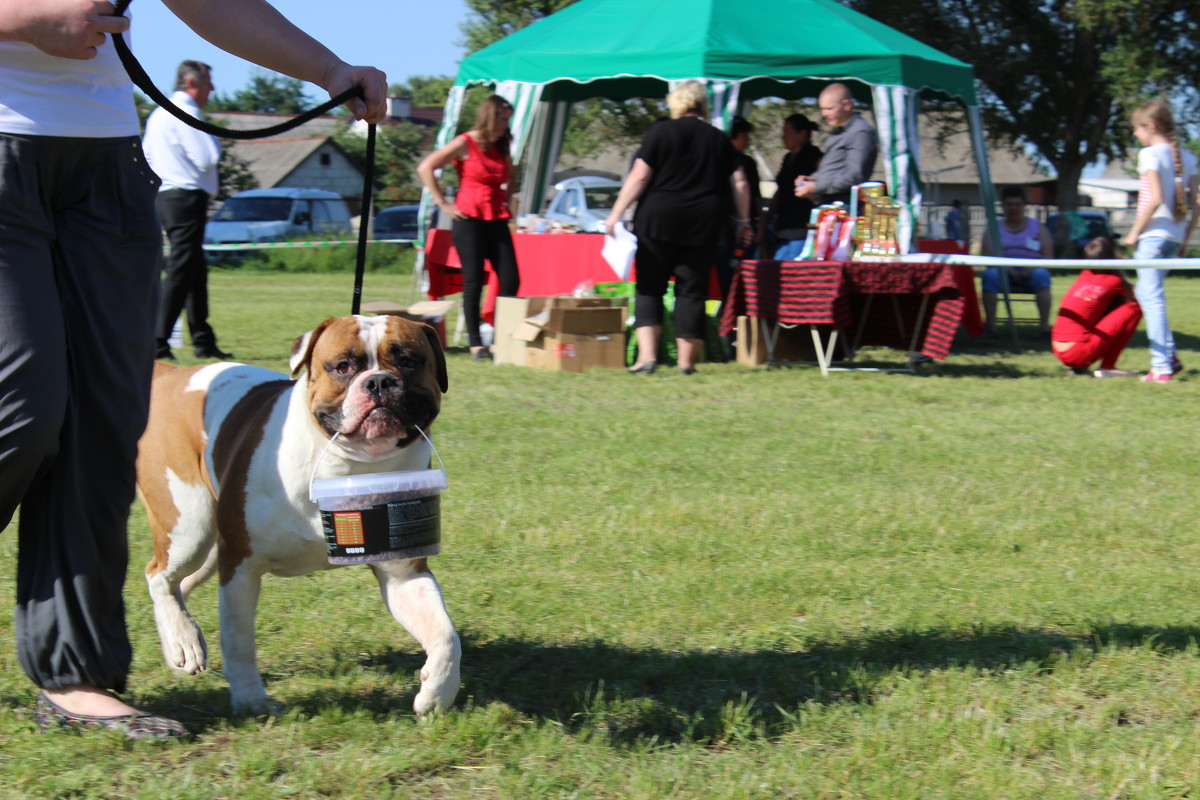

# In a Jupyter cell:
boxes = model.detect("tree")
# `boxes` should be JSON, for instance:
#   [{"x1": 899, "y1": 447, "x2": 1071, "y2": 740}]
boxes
[
  {"x1": 559, "y1": 98, "x2": 665, "y2": 160},
  {"x1": 840, "y1": 0, "x2": 1200, "y2": 209},
  {"x1": 390, "y1": 75, "x2": 455, "y2": 107},
  {"x1": 459, "y1": 0, "x2": 577, "y2": 54},
  {"x1": 208, "y1": 71, "x2": 316, "y2": 114},
  {"x1": 216, "y1": 146, "x2": 259, "y2": 201},
  {"x1": 334, "y1": 123, "x2": 427, "y2": 205}
]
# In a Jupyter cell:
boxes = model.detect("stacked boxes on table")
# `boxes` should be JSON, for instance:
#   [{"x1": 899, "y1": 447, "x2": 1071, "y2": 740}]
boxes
[{"x1": 493, "y1": 296, "x2": 628, "y2": 372}]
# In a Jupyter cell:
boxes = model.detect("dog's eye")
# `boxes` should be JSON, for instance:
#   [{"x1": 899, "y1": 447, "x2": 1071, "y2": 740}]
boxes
[
  {"x1": 333, "y1": 361, "x2": 353, "y2": 375},
  {"x1": 397, "y1": 356, "x2": 417, "y2": 370}
]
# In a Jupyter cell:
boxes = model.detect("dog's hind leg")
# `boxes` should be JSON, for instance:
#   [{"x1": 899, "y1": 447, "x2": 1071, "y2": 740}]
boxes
[
  {"x1": 180, "y1": 542, "x2": 218, "y2": 599},
  {"x1": 142, "y1": 479, "x2": 216, "y2": 676},
  {"x1": 370, "y1": 558, "x2": 461, "y2": 716}
]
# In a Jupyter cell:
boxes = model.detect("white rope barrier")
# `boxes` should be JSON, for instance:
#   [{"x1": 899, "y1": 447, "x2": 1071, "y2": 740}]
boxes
[
  {"x1": 201, "y1": 238, "x2": 415, "y2": 251},
  {"x1": 858, "y1": 253, "x2": 1200, "y2": 271}
]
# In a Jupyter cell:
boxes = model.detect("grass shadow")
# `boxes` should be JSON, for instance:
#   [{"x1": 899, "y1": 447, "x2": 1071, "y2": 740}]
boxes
[
  {"x1": 322, "y1": 622, "x2": 1199, "y2": 744},
  {"x1": 11, "y1": 622, "x2": 1191, "y2": 742}
]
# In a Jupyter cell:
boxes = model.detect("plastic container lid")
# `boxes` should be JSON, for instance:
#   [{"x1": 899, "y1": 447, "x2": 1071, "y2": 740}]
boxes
[{"x1": 310, "y1": 468, "x2": 447, "y2": 505}]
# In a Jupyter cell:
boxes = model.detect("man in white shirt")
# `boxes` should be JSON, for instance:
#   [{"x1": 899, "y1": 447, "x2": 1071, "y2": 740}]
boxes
[{"x1": 143, "y1": 60, "x2": 228, "y2": 360}]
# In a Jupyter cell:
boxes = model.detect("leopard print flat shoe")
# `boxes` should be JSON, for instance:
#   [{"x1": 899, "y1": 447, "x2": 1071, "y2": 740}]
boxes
[{"x1": 36, "y1": 692, "x2": 186, "y2": 741}]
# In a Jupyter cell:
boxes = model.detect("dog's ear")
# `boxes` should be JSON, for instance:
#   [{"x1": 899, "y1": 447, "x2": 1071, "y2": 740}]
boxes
[
  {"x1": 420, "y1": 322, "x2": 448, "y2": 393},
  {"x1": 290, "y1": 317, "x2": 339, "y2": 378}
]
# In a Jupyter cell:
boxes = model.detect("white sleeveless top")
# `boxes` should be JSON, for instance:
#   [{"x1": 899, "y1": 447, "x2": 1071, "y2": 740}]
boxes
[{"x1": 0, "y1": 23, "x2": 138, "y2": 138}]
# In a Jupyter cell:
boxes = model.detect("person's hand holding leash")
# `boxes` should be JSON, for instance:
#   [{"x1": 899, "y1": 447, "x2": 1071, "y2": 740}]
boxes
[
  {"x1": 320, "y1": 61, "x2": 388, "y2": 123},
  {"x1": 0, "y1": 0, "x2": 128, "y2": 59}
]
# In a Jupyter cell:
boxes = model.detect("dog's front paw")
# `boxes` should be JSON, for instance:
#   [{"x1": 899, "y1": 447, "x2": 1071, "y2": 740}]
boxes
[
  {"x1": 156, "y1": 612, "x2": 208, "y2": 674},
  {"x1": 230, "y1": 694, "x2": 284, "y2": 717},
  {"x1": 413, "y1": 660, "x2": 460, "y2": 717}
]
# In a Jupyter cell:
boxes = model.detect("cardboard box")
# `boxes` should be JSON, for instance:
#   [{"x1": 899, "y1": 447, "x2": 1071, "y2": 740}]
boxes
[
  {"x1": 736, "y1": 315, "x2": 846, "y2": 366},
  {"x1": 524, "y1": 330, "x2": 627, "y2": 372},
  {"x1": 494, "y1": 295, "x2": 628, "y2": 371},
  {"x1": 360, "y1": 300, "x2": 454, "y2": 348}
]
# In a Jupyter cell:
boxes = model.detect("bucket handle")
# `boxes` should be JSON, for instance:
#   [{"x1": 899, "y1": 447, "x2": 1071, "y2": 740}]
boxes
[{"x1": 307, "y1": 426, "x2": 447, "y2": 503}]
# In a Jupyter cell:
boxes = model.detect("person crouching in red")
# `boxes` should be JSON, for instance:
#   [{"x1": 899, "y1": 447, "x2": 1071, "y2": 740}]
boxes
[{"x1": 1051, "y1": 236, "x2": 1143, "y2": 378}]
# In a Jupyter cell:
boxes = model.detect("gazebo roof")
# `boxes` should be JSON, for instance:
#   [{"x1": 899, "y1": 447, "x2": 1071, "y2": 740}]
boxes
[{"x1": 455, "y1": 0, "x2": 977, "y2": 105}]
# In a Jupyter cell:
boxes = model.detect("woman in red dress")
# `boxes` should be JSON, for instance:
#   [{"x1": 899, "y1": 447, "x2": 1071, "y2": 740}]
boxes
[{"x1": 419, "y1": 95, "x2": 521, "y2": 359}]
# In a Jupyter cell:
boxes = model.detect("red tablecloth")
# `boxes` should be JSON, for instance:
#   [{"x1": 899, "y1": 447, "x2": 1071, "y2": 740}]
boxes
[
  {"x1": 422, "y1": 229, "x2": 721, "y2": 324},
  {"x1": 915, "y1": 239, "x2": 984, "y2": 337},
  {"x1": 719, "y1": 260, "x2": 967, "y2": 361}
]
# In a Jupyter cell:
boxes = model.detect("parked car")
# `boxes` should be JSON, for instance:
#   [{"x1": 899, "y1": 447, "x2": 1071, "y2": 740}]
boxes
[
  {"x1": 373, "y1": 204, "x2": 421, "y2": 240},
  {"x1": 543, "y1": 175, "x2": 623, "y2": 232},
  {"x1": 1045, "y1": 210, "x2": 1114, "y2": 257},
  {"x1": 205, "y1": 188, "x2": 352, "y2": 245}
]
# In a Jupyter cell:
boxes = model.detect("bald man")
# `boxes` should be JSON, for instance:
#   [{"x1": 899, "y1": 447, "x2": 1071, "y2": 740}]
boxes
[{"x1": 794, "y1": 83, "x2": 878, "y2": 206}]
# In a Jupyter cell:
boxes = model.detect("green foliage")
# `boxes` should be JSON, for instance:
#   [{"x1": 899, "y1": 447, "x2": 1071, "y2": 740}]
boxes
[
  {"x1": 215, "y1": 145, "x2": 259, "y2": 201},
  {"x1": 1073, "y1": 0, "x2": 1200, "y2": 120},
  {"x1": 390, "y1": 75, "x2": 456, "y2": 107},
  {"x1": 208, "y1": 70, "x2": 316, "y2": 114},
  {"x1": 459, "y1": 0, "x2": 578, "y2": 53},
  {"x1": 840, "y1": 0, "x2": 1200, "y2": 208},
  {"x1": 334, "y1": 122, "x2": 427, "y2": 205},
  {"x1": 133, "y1": 91, "x2": 152, "y2": 131},
  {"x1": 559, "y1": 98, "x2": 665, "y2": 159},
  {"x1": 207, "y1": 241, "x2": 415, "y2": 274}
]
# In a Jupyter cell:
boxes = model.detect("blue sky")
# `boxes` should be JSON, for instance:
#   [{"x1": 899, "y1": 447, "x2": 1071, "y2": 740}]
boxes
[{"x1": 127, "y1": 0, "x2": 472, "y2": 99}]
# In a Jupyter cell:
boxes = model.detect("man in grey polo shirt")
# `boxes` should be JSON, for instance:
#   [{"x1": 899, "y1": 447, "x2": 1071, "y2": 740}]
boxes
[{"x1": 793, "y1": 82, "x2": 878, "y2": 206}]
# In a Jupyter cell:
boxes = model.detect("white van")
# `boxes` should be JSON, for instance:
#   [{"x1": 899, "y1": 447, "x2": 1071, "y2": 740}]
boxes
[{"x1": 204, "y1": 188, "x2": 352, "y2": 245}]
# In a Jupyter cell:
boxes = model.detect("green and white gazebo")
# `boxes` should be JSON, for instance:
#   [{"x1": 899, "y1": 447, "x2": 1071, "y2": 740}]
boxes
[{"x1": 424, "y1": 0, "x2": 999, "y2": 255}]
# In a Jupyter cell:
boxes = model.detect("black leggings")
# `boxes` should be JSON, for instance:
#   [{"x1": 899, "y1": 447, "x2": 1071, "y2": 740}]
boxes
[
  {"x1": 633, "y1": 234, "x2": 716, "y2": 340},
  {"x1": 451, "y1": 217, "x2": 520, "y2": 348}
]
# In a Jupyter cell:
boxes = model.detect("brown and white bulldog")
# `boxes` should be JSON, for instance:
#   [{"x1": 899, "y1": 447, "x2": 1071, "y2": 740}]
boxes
[{"x1": 135, "y1": 315, "x2": 459, "y2": 716}]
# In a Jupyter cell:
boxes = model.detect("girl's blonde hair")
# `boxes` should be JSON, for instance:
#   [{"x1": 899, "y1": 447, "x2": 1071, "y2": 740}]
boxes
[
  {"x1": 1132, "y1": 100, "x2": 1190, "y2": 223},
  {"x1": 473, "y1": 95, "x2": 514, "y2": 154},
  {"x1": 666, "y1": 80, "x2": 707, "y2": 119}
]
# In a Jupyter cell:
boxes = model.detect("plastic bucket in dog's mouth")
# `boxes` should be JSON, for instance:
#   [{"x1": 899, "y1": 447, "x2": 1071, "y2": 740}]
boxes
[{"x1": 311, "y1": 468, "x2": 446, "y2": 564}]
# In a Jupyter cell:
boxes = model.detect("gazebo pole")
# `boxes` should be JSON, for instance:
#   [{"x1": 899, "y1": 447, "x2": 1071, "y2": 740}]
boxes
[{"x1": 967, "y1": 104, "x2": 1011, "y2": 344}]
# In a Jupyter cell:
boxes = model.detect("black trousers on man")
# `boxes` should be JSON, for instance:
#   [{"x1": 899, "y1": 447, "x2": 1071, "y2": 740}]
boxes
[{"x1": 155, "y1": 188, "x2": 218, "y2": 353}]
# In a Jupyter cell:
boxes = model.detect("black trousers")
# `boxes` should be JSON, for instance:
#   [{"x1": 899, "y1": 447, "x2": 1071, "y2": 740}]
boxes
[
  {"x1": 155, "y1": 188, "x2": 216, "y2": 350},
  {"x1": 451, "y1": 217, "x2": 520, "y2": 348},
  {"x1": 0, "y1": 134, "x2": 161, "y2": 693},
  {"x1": 633, "y1": 234, "x2": 717, "y2": 340}
]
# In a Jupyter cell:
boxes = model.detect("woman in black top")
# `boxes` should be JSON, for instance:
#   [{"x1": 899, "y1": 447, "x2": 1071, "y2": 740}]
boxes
[
  {"x1": 766, "y1": 113, "x2": 822, "y2": 260},
  {"x1": 604, "y1": 81, "x2": 751, "y2": 374}
]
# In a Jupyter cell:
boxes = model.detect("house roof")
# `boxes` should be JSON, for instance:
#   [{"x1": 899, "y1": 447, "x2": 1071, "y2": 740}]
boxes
[
  {"x1": 225, "y1": 136, "x2": 336, "y2": 188},
  {"x1": 905, "y1": 115, "x2": 1050, "y2": 186},
  {"x1": 206, "y1": 110, "x2": 344, "y2": 137}
]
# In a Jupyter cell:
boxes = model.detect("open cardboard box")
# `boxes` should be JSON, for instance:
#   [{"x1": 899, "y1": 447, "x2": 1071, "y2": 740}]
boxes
[{"x1": 494, "y1": 295, "x2": 628, "y2": 371}]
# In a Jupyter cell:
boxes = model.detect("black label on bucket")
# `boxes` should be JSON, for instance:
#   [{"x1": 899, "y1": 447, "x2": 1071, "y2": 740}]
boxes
[{"x1": 322, "y1": 494, "x2": 440, "y2": 562}]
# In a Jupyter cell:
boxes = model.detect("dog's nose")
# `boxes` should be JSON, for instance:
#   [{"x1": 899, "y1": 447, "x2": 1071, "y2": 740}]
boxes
[{"x1": 362, "y1": 373, "x2": 399, "y2": 396}]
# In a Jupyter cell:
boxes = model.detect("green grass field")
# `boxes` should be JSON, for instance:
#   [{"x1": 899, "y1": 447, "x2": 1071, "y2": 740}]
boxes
[{"x1": 3, "y1": 265, "x2": 1200, "y2": 799}]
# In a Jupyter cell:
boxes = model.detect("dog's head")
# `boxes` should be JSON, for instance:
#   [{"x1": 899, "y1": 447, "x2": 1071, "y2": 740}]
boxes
[{"x1": 289, "y1": 315, "x2": 447, "y2": 455}]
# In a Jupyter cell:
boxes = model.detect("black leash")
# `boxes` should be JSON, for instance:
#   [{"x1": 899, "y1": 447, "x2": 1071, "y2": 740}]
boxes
[{"x1": 110, "y1": 0, "x2": 377, "y2": 315}]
